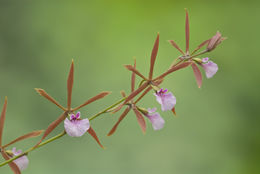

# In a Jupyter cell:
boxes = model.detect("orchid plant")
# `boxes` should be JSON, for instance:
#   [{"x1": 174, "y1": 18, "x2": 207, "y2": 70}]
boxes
[{"x1": 0, "y1": 10, "x2": 225, "y2": 173}]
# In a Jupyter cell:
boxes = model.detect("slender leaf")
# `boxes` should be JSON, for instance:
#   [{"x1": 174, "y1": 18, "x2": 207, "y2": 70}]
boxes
[
  {"x1": 0, "y1": 97, "x2": 7, "y2": 147},
  {"x1": 107, "y1": 107, "x2": 131, "y2": 136},
  {"x1": 133, "y1": 107, "x2": 146, "y2": 134},
  {"x1": 72, "y1": 91, "x2": 111, "y2": 111},
  {"x1": 3, "y1": 130, "x2": 44, "y2": 148},
  {"x1": 35, "y1": 88, "x2": 66, "y2": 111},
  {"x1": 1, "y1": 151, "x2": 21, "y2": 174},
  {"x1": 67, "y1": 60, "x2": 74, "y2": 110},
  {"x1": 34, "y1": 112, "x2": 66, "y2": 148},
  {"x1": 149, "y1": 33, "x2": 159, "y2": 79},
  {"x1": 191, "y1": 63, "x2": 202, "y2": 88},
  {"x1": 88, "y1": 127, "x2": 104, "y2": 149}
]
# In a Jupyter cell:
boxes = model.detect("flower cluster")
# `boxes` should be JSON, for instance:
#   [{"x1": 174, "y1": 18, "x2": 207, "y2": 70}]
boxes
[{"x1": 0, "y1": 10, "x2": 225, "y2": 173}]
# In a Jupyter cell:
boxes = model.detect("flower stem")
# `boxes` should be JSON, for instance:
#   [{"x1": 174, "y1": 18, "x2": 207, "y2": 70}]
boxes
[{"x1": 0, "y1": 97, "x2": 126, "y2": 167}]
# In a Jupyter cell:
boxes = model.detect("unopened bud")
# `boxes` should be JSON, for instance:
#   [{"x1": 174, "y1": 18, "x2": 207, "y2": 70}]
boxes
[
  {"x1": 192, "y1": 58, "x2": 203, "y2": 64},
  {"x1": 137, "y1": 107, "x2": 148, "y2": 115},
  {"x1": 207, "y1": 31, "x2": 226, "y2": 52}
]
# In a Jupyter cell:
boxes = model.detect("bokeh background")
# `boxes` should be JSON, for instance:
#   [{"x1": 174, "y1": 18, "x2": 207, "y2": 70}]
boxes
[{"x1": 0, "y1": 0, "x2": 259, "y2": 174}]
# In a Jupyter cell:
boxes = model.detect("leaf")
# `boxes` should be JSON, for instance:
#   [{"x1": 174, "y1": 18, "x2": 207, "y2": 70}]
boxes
[
  {"x1": 154, "y1": 62, "x2": 191, "y2": 80},
  {"x1": 191, "y1": 63, "x2": 202, "y2": 88},
  {"x1": 191, "y1": 39, "x2": 210, "y2": 55},
  {"x1": 67, "y1": 60, "x2": 74, "y2": 110},
  {"x1": 124, "y1": 65, "x2": 147, "y2": 81},
  {"x1": 1, "y1": 151, "x2": 21, "y2": 174},
  {"x1": 112, "y1": 82, "x2": 149, "y2": 113},
  {"x1": 35, "y1": 88, "x2": 66, "y2": 111},
  {"x1": 107, "y1": 107, "x2": 131, "y2": 136},
  {"x1": 149, "y1": 33, "x2": 160, "y2": 80},
  {"x1": 87, "y1": 126, "x2": 104, "y2": 149},
  {"x1": 185, "y1": 9, "x2": 190, "y2": 54},
  {"x1": 34, "y1": 112, "x2": 67, "y2": 148},
  {"x1": 133, "y1": 107, "x2": 146, "y2": 134},
  {"x1": 72, "y1": 91, "x2": 111, "y2": 111},
  {"x1": 3, "y1": 130, "x2": 44, "y2": 148},
  {"x1": 168, "y1": 40, "x2": 185, "y2": 55},
  {"x1": 0, "y1": 97, "x2": 7, "y2": 147},
  {"x1": 131, "y1": 59, "x2": 136, "y2": 92}
]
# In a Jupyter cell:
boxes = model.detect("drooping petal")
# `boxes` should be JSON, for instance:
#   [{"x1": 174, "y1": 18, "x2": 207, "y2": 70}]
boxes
[
  {"x1": 1, "y1": 151, "x2": 21, "y2": 174},
  {"x1": 87, "y1": 126, "x2": 104, "y2": 149},
  {"x1": 145, "y1": 108, "x2": 165, "y2": 130},
  {"x1": 201, "y1": 61, "x2": 218, "y2": 78},
  {"x1": 64, "y1": 118, "x2": 90, "y2": 137},
  {"x1": 154, "y1": 92, "x2": 176, "y2": 111},
  {"x1": 191, "y1": 63, "x2": 202, "y2": 88},
  {"x1": 12, "y1": 148, "x2": 29, "y2": 171}
]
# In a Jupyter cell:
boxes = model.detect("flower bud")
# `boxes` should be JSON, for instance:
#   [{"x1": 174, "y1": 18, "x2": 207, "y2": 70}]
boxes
[{"x1": 207, "y1": 31, "x2": 225, "y2": 52}]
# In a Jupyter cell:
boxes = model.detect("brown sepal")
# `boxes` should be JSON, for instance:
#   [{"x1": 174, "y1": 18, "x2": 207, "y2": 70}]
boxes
[
  {"x1": 131, "y1": 59, "x2": 136, "y2": 92},
  {"x1": 34, "y1": 112, "x2": 67, "y2": 148},
  {"x1": 149, "y1": 33, "x2": 159, "y2": 80},
  {"x1": 107, "y1": 107, "x2": 131, "y2": 136},
  {"x1": 72, "y1": 91, "x2": 111, "y2": 111},
  {"x1": 172, "y1": 107, "x2": 177, "y2": 116},
  {"x1": 133, "y1": 107, "x2": 146, "y2": 134},
  {"x1": 1, "y1": 151, "x2": 21, "y2": 174},
  {"x1": 3, "y1": 130, "x2": 44, "y2": 148},
  {"x1": 88, "y1": 126, "x2": 104, "y2": 149},
  {"x1": 35, "y1": 88, "x2": 66, "y2": 111},
  {"x1": 67, "y1": 60, "x2": 74, "y2": 110},
  {"x1": 168, "y1": 40, "x2": 185, "y2": 55},
  {"x1": 191, "y1": 63, "x2": 202, "y2": 88},
  {"x1": 120, "y1": 90, "x2": 126, "y2": 98},
  {"x1": 124, "y1": 65, "x2": 147, "y2": 81},
  {"x1": 185, "y1": 9, "x2": 190, "y2": 54},
  {"x1": 0, "y1": 97, "x2": 7, "y2": 147},
  {"x1": 191, "y1": 39, "x2": 210, "y2": 55}
]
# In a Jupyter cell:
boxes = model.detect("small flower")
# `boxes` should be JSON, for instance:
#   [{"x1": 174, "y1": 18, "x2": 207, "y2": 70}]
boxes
[
  {"x1": 64, "y1": 112, "x2": 90, "y2": 137},
  {"x1": 201, "y1": 57, "x2": 218, "y2": 78},
  {"x1": 12, "y1": 148, "x2": 29, "y2": 171},
  {"x1": 154, "y1": 88, "x2": 176, "y2": 111},
  {"x1": 144, "y1": 108, "x2": 165, "y2": 130}
]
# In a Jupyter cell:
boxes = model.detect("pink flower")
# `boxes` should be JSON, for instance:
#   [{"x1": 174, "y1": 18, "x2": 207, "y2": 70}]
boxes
[
  {"x1": 201, "y1": 57, "x2": 218, "y2": 78},
  {"x1": 64, "y1": 112, "x2": 90, "y2": 137},
  {"x1": 154, "y1": 88, "x2": 176, "y2": 111},
  {"x1": 144, "y1": 108, "x2": 165, "y2": 130},
  {"x1": 12, "y1": 148, "x2": 29, "y2": 171}
]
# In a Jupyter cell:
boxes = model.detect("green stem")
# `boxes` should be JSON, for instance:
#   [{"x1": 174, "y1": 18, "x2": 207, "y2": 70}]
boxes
[{"x1": 0, "y1": 97, "x2": 126, "y2": 167}]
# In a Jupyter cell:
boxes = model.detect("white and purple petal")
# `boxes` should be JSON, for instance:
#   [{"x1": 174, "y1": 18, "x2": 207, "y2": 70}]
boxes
[
  {"x1": 201, "y1": 60, "x2": 218, "y2": 78},
  {"x1": 64, "y1": 118, "x2": 90, "y2": 137},
  {"x1": 154, "y1": 90, "x2": 176, "y2": 111},
  {"x1": 144, "y1": 108, "x2": 165, "y2": 130},
  {"x1": 12, "y1": 148, "x2": 29, "y2": 171}
]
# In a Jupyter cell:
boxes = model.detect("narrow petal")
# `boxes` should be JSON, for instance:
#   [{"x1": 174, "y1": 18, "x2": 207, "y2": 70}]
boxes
[
  {"x1": 133, "y1": 107, "x2": 146, "y2": 134},
  {"x1": 191, "y1": 39, "x2": 210, "y2": 55},
  {"x1": 64, "y1": 118, "x2": 90, "y2": 137},
  {"x1": 120, "y1": 90, "x2": 126, "y2": 98},
  {"x1": 131, "y1": 59, "x2": 136, "y2": 92},
  {"x1": 124, "y1": 65, "x2": 148, "y2": 81},
  {"x1": 35, "y1": 88, "x2": 66, "y2": 111},
  {"x1": 3, "y1": 130, "x2": 44, "y2": 148},
  {"x1": 154, "y1": 62, "x2": 191, "y2": 81},
  {"x1": 185, "y1": 9, "x2": 190, "y2": 54},
  {"x1": 107, "y1": 107, "x2": 131, "y2": 136},
  {"x1": 113, "y1": 82, "x2": 149, "y2": 113},
  {"x1": 191, "y1": 63, "x2": 202, "y2": 88},
  {"x1": 168, "y1": 40, "x2": 185, "y2": 55},
  {"x1": 149, "y1": 33, "x2": 159, "y2": 80},
  {"x1": 172, "y1": 107, "x2": 177, "y2": 116},
  {"x1": 34, "y1": 112, "x2": 67, "y2": 148},
  {"x1": 72, "y1": 91, "x2": 111, "y2": 111},
  {"x1": 0, "y1": 97, "x2": 7, "y2": 147},
  {"x1": 12, "y1": 148, "x2": 29, "y2": 171},
  {"x1": 87, "y1": 127, "x2": 104, "y2": 149},
  {"x1": 1, "y1": 151, "x2": 21, "y2": 174},
  {"x1": 201, "y1": 61, "x2": 218, "y2": 78},
  {"x1": 67, "y1": 60, "x2": 74, "y2": 110}
]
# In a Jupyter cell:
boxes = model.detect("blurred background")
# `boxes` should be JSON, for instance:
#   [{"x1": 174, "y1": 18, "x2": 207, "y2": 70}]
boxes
[{"x1": 0, "y1": 0, "x2": 259, "y2": 174}]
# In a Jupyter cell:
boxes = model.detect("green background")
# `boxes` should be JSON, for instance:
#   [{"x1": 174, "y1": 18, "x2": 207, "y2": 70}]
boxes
[{"x1": 0, "y1": 0, "x2": 259, "y2": 174}]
